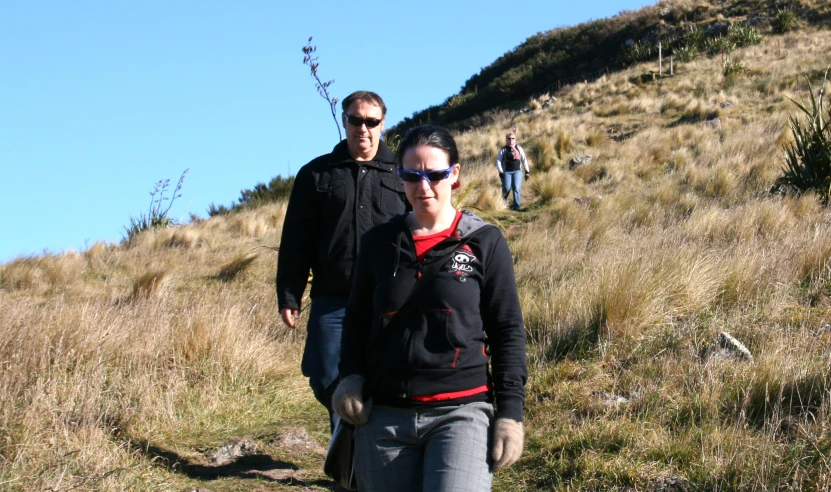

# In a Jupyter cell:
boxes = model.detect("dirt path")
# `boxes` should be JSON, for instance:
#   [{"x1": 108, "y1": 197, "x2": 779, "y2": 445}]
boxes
[{"x1": 141, "y1": 429, "x2": 345, "y2": 491}]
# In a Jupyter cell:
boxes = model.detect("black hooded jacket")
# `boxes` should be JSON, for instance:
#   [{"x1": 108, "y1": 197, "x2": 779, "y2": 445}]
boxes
[
  {"x1": 276, "y1": 140, "x2": 408, "y2": 310},
  {"x1": 340, "y1": 210, "x2": 527, "y2": 422}
]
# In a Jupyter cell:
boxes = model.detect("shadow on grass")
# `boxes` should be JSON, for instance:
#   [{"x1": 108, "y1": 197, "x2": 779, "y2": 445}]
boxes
[{"x1": 127, "y1": 438, "x2": 343, "y2": 490}]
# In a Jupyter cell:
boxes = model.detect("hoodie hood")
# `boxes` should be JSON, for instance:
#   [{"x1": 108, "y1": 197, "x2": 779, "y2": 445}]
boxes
[
  {"x1": 388, "y1": 209, "x2": 495, "y2": 277},
  {"x1": 454, "y1": 209, "x2": 491, "y2": 239}
]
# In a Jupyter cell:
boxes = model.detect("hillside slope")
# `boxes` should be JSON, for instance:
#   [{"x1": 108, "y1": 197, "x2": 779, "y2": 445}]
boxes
[
  {"x1": 3, "y1": 4, "x2": 831, "y2": 491},
  {"x1": 391, "y1": 0, "x2": 831, "y2": 136}
]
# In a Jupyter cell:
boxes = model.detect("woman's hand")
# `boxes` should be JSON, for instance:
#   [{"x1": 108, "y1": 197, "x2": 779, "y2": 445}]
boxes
[
  {"x1": 332, "y1": 374, "x2": 373, "y2": 425},
  {"x1": 491, "y1": 418, "x2": 524, "y2": 470}
]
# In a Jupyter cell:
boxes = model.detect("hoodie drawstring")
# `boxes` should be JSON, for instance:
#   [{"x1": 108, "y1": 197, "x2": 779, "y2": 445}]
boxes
[{"x1": 392, "y1": 229, "x2": 402, "y2": 277}]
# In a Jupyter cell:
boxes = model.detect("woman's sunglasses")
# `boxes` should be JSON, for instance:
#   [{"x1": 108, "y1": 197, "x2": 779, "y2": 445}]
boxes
[
  {"x1": 397, "y1": 167, "x2": 455, "y2": 183},
  {"x1": 343, "y1": 113, "x2": 383, "y2": 128}
]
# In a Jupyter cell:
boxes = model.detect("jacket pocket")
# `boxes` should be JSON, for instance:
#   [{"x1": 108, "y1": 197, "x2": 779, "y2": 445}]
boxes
[
  {"x1": 378, "y1": 175, "x2": 406, "y2": 214},
  {"x1": 316, "y1": 178, "x2": 347, "y2": 196},
  {"x1": 411, "y1": 308, "x2": 460, "y2": 369},
  {"x1": 316, "y1": 178, "x2": 348, "y2": 216}
]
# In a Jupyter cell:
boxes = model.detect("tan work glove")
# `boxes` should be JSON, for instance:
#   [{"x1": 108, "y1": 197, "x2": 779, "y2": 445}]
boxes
[
  {"x1": 332, "y1": 374, "x2": 372, "y2": 425},
  {"x1": 491, "y1": 417, "x2": 524, "y2": 470}
]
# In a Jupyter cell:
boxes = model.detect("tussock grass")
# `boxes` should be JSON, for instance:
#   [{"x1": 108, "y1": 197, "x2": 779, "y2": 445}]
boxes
[
  {"x1": 130, "y1": 269, "x2": 170, "y2": 300},
  {"x1": 530, "y1": 169, "x2": 585, "y2": 203},
  {"x1": 554, "y1": 129, "x2": 574, "y2": 159},
  {"x1": 0, "y1": 198, "x2": 321, "y2": 490},
  {"x1": 530, "y1": 138, "x2": 557, "y2": 172},
  {"x1": 585, "y1": 127, "x2": 611, "y2": 149},
  {"x1": 471, "y1": 186, "x2": 509, "y2": 213},
  {"x1": 478, "y1": 25, "x2": 831, "y2": 490},
  {"x1": 0, "y1": 253, "x2": 86, "y2": 292},
  {"x1": 216, "y1": 248, "x2": 261, "y2": 282},
  {"x1": 478, "y1": 25, "x2": 831, "y2": 489}
]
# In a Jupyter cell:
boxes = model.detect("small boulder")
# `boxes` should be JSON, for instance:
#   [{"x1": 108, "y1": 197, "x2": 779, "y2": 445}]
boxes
[
  {"x1": 709, "y1": 331, "x2": 753, "y2": 361},
  {"x1": 720, "y1": 101, "x2": 733, "y2": 108},
  {"x1": 703, "y1": 118, "x2": 722, "y2": 131},
  {"x1": 270, "y1": 427, "x2": 326, "y2": 456},
  {"x1": 208, "y1": 437, "x2": 257, "y2": 466},
  {"x1": 569, "y1": 155, "x2": 593, "y2": 169},
  {"x1": 592, "y1": 391, "x2": 629, "y2": 409},
  {"x1": 652, "y1": 473, "x2": 691, "y2": 492},
  {"x1": 814, "y1": 323, "x2": 831, "y2": 336}
]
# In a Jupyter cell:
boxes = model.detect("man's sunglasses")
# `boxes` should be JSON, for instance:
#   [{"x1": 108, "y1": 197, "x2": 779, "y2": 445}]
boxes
[
  {"x1": 397, "y1": 167, "x2": 455, "y2": 183},
  {"x1": 343, "y1": 113, "x2": 383, "y2": 128}
]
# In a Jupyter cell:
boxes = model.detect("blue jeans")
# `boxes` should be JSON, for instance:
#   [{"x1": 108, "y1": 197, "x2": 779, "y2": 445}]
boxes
[
  {"x1": 501, "y1": 170, "x2": 523, "y2": 210},
  {"x1": 302, "y1": 296, "x2": 348, "y2": 430},
  {"x1": 354, "y1": 402, "x2": 494, "y2": 491}
]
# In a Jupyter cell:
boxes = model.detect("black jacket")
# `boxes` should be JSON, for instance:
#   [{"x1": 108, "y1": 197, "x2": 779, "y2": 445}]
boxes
[
  {"x1": 276, "y1": 140, "x2": 408, "y2": 310},
  {"x1": 340, "y1": 211, "x2": 527, "y2": 422}
]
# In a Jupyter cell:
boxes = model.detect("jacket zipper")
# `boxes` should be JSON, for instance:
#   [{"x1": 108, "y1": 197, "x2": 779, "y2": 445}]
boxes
[{"x1": 401, "y1": 227, "x2": 419, "y2": 398}]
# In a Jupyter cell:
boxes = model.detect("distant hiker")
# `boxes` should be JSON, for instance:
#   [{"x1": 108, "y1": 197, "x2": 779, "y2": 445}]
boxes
[
  {"x1": 333, "y1": 125, "x2": 527, "y2": 490},
  {"x1": 276, "y1": 90, "x2": 408, "y2": 431},
  {"x1": 496, "y1": 131, "x2": 530, "y2": 211}
]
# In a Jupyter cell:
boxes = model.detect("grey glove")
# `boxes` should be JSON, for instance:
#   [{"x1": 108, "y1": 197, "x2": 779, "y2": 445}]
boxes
[
  {"x1": 332, "y1": 374, "x2": 372, "y2": 425},
  {"x1": 491, "y1": 418, "x2": 524, "y2": 470}
]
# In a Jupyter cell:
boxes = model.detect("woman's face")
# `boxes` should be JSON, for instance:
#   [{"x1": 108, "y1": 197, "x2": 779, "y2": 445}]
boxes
[{"x1": 400, "y1": 144, "x2": 460, "y2": 219}]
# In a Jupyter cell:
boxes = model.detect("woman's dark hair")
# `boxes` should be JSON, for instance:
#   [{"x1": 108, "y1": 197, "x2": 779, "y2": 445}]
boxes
[{"x1": 396, "y1": 125, "x2": 459, "y2": 168}]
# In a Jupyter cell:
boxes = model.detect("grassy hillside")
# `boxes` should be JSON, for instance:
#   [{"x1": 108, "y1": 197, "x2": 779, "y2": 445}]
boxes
[
  {"x1": 390, "y1": 0, "x2": 831, "y2": 136},
  {"x1": 3, "y1": 2, "x2": 831, "y2": 490}
]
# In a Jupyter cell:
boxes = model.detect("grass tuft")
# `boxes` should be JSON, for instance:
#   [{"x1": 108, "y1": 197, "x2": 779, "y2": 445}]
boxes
[
  {"x1": 130, "y1": 270, "x2": 170, "y2": 300},
  {"x1": 216, "y1": 248, "x2": 261, "y2": 282}
]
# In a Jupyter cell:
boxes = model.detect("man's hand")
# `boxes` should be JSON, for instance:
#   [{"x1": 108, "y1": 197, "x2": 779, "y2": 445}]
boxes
[
  {"x1": 333, "y1": 374, "x2": 373, "y2": 425},
  {"x1": 280, "y1": 307, "x2": 299, "y2": 328},
  {"x1": 491, "y1": 418, "x2": 524, "y2": 470}
]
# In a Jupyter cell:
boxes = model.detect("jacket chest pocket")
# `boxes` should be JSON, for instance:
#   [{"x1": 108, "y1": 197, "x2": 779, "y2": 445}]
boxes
[
  {"x1": 316, "y1": 178, "x2": 347, "y2": 209},
  {"x1": 378, "y1": 175, "x2": 406, "y2": 214}
]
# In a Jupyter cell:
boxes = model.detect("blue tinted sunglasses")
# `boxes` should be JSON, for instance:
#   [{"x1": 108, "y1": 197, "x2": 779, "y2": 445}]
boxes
[{"x1": 398, "y1": 167, "x2": 455, "y2": 183}]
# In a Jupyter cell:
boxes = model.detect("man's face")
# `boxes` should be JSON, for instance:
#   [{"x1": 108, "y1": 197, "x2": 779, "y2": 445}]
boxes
[{"x1": 343, "y1": 100, "x2": 385, "y2": 160}]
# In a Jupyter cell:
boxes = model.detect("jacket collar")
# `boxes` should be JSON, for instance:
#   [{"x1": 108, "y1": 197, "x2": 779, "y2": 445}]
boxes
[
  {"x1": 329, "y1": 139, "x2": 397, "y2": 172},
  {"x1": 393, "y1": 209, "x2": 492, "y2": 261}
]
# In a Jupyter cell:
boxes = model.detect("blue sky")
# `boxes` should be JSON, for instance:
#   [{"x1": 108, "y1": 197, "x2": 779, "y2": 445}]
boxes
[{"x1": 0, "y1": 0, "x2": 656, "y2": 262}]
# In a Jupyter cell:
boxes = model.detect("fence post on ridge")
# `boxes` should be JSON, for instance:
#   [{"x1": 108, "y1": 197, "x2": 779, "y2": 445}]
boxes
[{"x1": 658, "y1": 41, "x2": 662, "y2": 76}]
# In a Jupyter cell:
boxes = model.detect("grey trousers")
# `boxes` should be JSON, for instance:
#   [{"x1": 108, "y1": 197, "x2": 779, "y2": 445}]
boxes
[{"x1": 354, "y1": 401, "x2": 494, "y2": 492}]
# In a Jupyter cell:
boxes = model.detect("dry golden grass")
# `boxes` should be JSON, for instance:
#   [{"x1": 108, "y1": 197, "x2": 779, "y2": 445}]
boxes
[
  {"x1": 216, "y1": 247, "x2": 262, "y2": 282},
  {"x1": 130, "y1": 269, "x2": 170, "y2": 300},
  {"x1": 473, "y1": 23, "x2": 831, "y2": 490},
  {"x1": 0, "y1": 253, "x2": 86, "y2": 293},
  {"x1": 529, "y1": 137, "x2": 558, "y2": 172},
  {"x1": 0, "y1": 200, "x2": 318, "y2": 490},
  {"x1": 530, "y1": 168, "x2": 586, "y2": 203}
]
